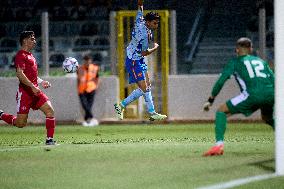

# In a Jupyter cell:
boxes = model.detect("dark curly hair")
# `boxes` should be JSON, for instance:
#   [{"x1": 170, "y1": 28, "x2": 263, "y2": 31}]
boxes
[
  {"x1": 19, "y1": 31, "x2": 34, "y2": 46},
  {"x1": 144, "y1": 12, "x2": 160, "y2": 21}
]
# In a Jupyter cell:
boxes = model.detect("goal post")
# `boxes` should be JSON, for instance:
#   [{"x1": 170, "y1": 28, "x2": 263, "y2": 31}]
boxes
[{"x1": 275, "y1": 0, "x2": 284, "y2": 176}]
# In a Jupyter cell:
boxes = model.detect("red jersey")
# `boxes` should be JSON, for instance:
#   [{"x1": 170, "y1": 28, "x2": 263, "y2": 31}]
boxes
[{"x1": 14, "y1": 50, "x2": 38, "y2": 92}]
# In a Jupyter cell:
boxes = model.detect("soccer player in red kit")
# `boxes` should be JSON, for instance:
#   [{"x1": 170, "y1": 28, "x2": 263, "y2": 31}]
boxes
[{"x1": 0, "y1": 31, "x2": 56, "y2": 145}]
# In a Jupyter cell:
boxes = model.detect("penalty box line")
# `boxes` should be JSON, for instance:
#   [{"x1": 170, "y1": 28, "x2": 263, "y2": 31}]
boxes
[{"x1": 197, "y1": 173, "x2": 277, "y2": 189}]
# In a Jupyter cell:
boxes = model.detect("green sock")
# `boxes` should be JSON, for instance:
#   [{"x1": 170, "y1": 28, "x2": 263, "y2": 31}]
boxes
[{"x1": 215, "y1": 111, "x2": 227, "y2": 142}]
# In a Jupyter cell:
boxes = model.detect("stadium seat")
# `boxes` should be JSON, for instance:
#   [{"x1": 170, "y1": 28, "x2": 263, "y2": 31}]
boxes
[
  {"x1": 73, "y1": 38, "x2": 91, "y2": 51},
  {"x1": 0, "y1": 25, "x2": 7, "y2": 39},
  {"x1": 80, "y1": 23, "x2": 98, "y2": 36},
  {"x1": 92, "y1": 53, "x2": 103, "y2": 62},
  {"x1": 0, "y1": 54, "x2": 9, "y2": 68},
  {"x1": 15, "y1": 8, "x2": 33, "y2": 21},
  {"x1": 88, "y1": 7, "x2": 108, "y2": 20},
  {"x1": 0, "y1": 38, "x2": 17, "y2": 52},
  {"x1": 35, "y1": 39, "x2": 54, "y2": 52},
  {"x1": 52, "y1": 6, "x2": 69, "y2": 21},
  {"x1": 93, "y1": 37, "x2": 109, "y2": 50},
  {"x1": 52, "y1": 37, "x2": 72, "y2": 51},
  {"x1": 25, "y1": 24, "x2": 41, "y2": 37},
  {"x1": 1, "y1": 8, "x2": 14, "y2": 22}
]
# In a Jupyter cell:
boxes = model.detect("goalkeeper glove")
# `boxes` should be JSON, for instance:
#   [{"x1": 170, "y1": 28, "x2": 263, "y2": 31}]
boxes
[{"x1": 203, "y1": 96, "x2": 215, "y2": 111}]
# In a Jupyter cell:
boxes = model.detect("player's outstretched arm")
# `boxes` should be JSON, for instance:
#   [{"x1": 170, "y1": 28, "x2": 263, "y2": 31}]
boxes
[
  {"x1": 141, "y1": 43, "x2": 159, "y2": 56},
  {"x1": 203, "y1": 96, "x2": 215, "y2": 111},
  {"x1": 138, "y1": 0, "x2": 143, "y2": 11},
  {"x1": 38, "y1": 77, "x2": 51, "y2": 89},
  {"x1": 16, "y1": 68, "x2": 41, "y2": 94}
]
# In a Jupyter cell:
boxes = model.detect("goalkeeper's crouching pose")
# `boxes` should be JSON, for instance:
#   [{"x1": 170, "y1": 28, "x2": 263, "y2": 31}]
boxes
[{"x1": 203, "y1": 37, "x2": 274, "y2": 156}]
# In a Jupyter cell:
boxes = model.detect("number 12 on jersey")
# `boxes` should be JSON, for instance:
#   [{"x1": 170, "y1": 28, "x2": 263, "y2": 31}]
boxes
[{"x1": 244, "y1": 60, "x2": 267, "y2": 78}]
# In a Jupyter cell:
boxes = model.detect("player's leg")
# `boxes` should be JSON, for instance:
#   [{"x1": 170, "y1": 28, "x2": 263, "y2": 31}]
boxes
[
  {"x1": 86, "y1": 91, "x2": 98, "y2": 126},
  {"x1": 121, "y1": 58, "x2": 145, "y2": 107},
  {"x1": 204, "y1": 93, "x2": 257, "y2": 156},
  {"x1": 114, "y1": 58, "x2": 144, "y2": 120},
  {"x1": 142, "y1": 71, "x2": 167, "y2": 121},
  {"x1": 14, "y1": 114, "x2": 28, "y2": 128},
  {"x1": 86, "y1": 91, "x2": 95, "y2": 120},
  {"x1": 39, "y1": 101, "x2": 56, "y2": 145},
  {"x1": 0, "y1": 88, "x2": 31, "y2": 128},
  {"x1": 79, "y1": 93, "x2": 91, "y2": 124},
  {"x1": 261, "y1": 105, "x2": 274, "y2": 130},
  {"x1": 115, "y1": 83, "x2": 144, "y2": 120},
  {"x1": 0, "y1": 111, "x2": 28, "y2": 128},
  {"x1": 36, "y1": 92, "x2": 56, "y2": 145},
  {"x1": 215, "y1": 103, "x2": 231, "y2": 142},
  {"x1": 0, "y1": 110, "x2": 17, "y2": 126},
  {"x1": 203, "y1": 103, "x2": 229, "y2": 156}
]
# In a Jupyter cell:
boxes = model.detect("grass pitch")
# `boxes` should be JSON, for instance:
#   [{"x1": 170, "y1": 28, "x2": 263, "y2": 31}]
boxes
[{"x1": 0, "y1": 123, "x2": 282, "y2": 189}]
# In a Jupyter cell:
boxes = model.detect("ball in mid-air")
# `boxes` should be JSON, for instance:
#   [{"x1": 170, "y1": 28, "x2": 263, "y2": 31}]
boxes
[{"x1": 62, "y1": 57, "x2": 79, "y2": 73}]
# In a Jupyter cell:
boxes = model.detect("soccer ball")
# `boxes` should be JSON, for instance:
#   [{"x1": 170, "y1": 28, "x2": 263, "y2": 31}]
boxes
[{"x1": 62, "y1": 57, "x2": 79, "y2": 73}]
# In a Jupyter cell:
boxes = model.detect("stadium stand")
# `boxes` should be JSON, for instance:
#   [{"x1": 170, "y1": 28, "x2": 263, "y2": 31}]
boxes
[
  {"x1": 35, "y1": 39, "x2": 54, "y2": 52},
  {"x1": 49, "y1": 53, "x2": 65, "y2": 67},
  {"x1": 187, "y1": 0, "x2": 274, "y2": 74},
  {"x1": 0, "y1": 38, "x2": 18, "y2": 53}
]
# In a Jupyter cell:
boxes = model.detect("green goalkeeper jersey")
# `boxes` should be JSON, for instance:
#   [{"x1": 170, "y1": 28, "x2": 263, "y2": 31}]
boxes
[{"x1": 211, "y1": 55, "x2": 274, "y2": 97}]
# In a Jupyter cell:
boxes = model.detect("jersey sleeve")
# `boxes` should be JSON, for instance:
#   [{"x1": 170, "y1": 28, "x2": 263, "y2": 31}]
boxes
[
  {"x1": 211, "y1": 59, "x2": 235, "y2": 97},
  {"x1": 264, "y1": 61, "x2": 275, "y2": 83},
  {"x1": 14, "y1": 53, "x2": 26, "y2": 70},
  {"x1": 135, "y1": 9, "x2": 144, "y2": 24},
  {"x1": 140, "y1": 29, "x2": 148, "y2": 51}
]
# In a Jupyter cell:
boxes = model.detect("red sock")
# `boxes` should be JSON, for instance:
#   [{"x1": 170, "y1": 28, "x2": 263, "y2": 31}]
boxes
[
  {"x1": 46, "y1": 117, "x2": 55, "y2": 138},
  {"x1": 1, "y1": 113, "x2": 16, "y2": 126}
]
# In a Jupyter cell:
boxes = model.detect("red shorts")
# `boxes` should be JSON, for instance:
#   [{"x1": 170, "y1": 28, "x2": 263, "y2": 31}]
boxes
[{"x1": 16, "y1": 87, "x2": 49, "y2": 114}]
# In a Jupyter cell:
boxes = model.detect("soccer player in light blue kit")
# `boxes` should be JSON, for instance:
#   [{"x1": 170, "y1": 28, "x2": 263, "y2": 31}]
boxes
[{"x1": 114, "y1": 0, "x2": 167, "y2": 121}]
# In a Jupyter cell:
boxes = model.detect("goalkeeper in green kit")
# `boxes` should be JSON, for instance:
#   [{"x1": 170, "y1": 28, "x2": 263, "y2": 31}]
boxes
[{"x1": 203, "y1": 37, "x2": 274, "y2": 156}]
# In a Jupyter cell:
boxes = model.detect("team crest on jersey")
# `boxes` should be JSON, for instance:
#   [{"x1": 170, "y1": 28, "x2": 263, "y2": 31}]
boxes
[{"x1": 137, "y1": 72, "x2": 142, "y2": 77}]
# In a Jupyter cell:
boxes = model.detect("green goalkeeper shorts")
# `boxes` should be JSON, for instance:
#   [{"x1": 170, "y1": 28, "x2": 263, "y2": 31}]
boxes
[{"x1": 226, "y1": 91, "x2": 274, "y2": 117}]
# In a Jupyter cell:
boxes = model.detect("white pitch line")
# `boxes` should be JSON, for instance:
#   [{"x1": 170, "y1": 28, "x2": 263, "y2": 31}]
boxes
[
  {"x1": 0, "y1": 146, "x2": 46, "y2": 152},
  {"x1": 197, "y1": 173, "x2": 277, "y2": 189},
  {"x1": 0, "y1": 144, "x2": 60, "y2": 152}
]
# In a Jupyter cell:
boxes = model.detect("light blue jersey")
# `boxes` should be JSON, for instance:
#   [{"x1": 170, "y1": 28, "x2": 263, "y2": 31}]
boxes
[{"x1": 126, "y1": 10, "x2": 152, "y2": 60}]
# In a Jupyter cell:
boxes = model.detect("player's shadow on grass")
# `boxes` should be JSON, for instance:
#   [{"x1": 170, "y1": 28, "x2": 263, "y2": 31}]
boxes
[{"x1": 247, "y1": 158, "x2": 275, "y2": 172}]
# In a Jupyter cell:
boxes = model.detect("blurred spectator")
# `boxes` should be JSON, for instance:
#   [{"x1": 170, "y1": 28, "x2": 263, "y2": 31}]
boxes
[{"x1": 77, "y1": 55, "x2": 100, "y2": 126}]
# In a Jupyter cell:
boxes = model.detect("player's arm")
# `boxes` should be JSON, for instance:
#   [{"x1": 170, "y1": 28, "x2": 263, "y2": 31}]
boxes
[
  {"x1": 91, "y1": 65, "x2": 100, "y2": 82},
  {"x1": 138, "y1": 0, "x2": 143, "y2": 11},
  {"x1": 141, "y1": 43, "x2": 159, "y2": 56},
  {"x1": 203, "y1": 60, "x2": 234, "y2": 111},
  {"x1": 76, "y1": 66, "x2": 85, "y2": 87},
  {"x1": 264, "y1": 61, "x2": 274, "y2": 83},
  {"x1": 16, "y1": 67, "x2": 40, "y2": 94},
  {"x1": 38, "y1": 77, "x2": 51, "y2": 89}
]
